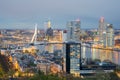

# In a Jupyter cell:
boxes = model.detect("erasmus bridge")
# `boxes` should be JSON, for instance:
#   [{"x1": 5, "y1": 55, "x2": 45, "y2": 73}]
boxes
[{"x1": 25, "y1": 23, "x2": 65, "y2": 54}]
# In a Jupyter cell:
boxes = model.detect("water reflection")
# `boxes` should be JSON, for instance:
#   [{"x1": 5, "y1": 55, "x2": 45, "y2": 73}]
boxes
[{"x1": 81, "y1": 47, "x2": 120, "y2": 65}]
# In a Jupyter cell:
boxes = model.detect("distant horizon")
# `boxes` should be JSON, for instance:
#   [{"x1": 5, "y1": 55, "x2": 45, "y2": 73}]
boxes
[
  {"x1": 0, "y1": 26, "x2": 120, "y2": 30},
  {"x1": 0, "y1": 17, "x2": 119, "y2": 30},
  {"x1": 0, "y1": 20, "x2": 119, "y2": 30}
]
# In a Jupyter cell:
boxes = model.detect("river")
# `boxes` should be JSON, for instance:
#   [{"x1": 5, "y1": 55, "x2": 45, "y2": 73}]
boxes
[{"x1": 81, "y1": 46, "x2": 120, "y2": 65}]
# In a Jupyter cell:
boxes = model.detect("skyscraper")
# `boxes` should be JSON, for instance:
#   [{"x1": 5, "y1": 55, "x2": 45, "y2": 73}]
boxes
[
  {"x1": 98, "y1": 17, "x2": 106, "y2": 45},
  {"x1": 101, "y1": 23, "x2": 114, "y2": 48},
  {"x1": 103, "y1": 31, "x2": 107, "y2": 47},
  {"x1": 67, "y1": 19, "x2": 81, "y2": 41},
  {"x1": 45, "y1": 20, "x2": 53, "y2": 39},
  {"x1": 106, "y1": 24, "x2": 114, "y2": 47},
  {"x1": 64, "y1": 42, "x2": 81, "y2": 74}
]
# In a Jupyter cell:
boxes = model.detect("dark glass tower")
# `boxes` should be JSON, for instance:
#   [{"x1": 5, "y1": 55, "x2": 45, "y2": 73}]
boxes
[{"x1": 65, "y1": 42, "x2": 81, "y2": 74}]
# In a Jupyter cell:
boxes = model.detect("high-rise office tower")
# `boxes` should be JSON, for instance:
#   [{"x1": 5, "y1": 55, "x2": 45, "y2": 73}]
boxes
[
  {"x1": 106, "y1": 24, "x2": 114, "y2": 47},
  {"x1": 45, "y1": 20, "x2": 53, "y2": 39},
  {"x1": 67, "y1": 19, "x2": 81, "y2": 41},
  {"x1": 45, "y1": 20, "x2": 54, "y2": 53},
  {"x1": 64, "y1": 42, "x2": 81, "y2": 74},
  {"x1": 102, "y1": 24, "x2": 114, "y2": 48},
  {"x1": 103, "y1": 31, "x2": 107, "y2": 47},
  {"x1": 98, "y1": 17, "x2": 106, "y2": 45}
]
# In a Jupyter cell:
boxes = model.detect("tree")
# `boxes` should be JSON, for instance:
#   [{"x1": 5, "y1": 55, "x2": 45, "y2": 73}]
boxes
[
  {"x1": 0, "y1": 67, "x2": 5, "y2": 78},
  {"x1": 29, "y1": 70, "x2": 64, "y2": 80},
  {"x1": 96, "y1": 73, "x2": 110, "y2": 80},
  {"x1": 109, "y1": 72, "x2": 120, "y2": 80},
  {"x1": 7, "y1": 69, "x2": 16, "y2": 78}
]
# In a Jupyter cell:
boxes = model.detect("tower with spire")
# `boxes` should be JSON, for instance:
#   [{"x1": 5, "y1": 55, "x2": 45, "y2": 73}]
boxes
[{"x1": 45, "y1": 20, "x2": 53, "y2": 40}]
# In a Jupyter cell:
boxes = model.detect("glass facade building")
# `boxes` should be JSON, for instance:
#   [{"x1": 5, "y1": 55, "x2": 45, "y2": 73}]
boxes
[
  {"x1": 65, "y1": 42, "x2": 81, "y2": 74},
  {"x1": 106, "y1": 24, "x2": 114, "y2": 47},
  {"x1": 98, "y1": 17, "x2": 106, "y2": 45},
  {"x1": 67, "y1": 20, "x2": 81, "y2": 41},
  {"x1": 102, "y1": 24, "x2": 114, "y2": 47}
]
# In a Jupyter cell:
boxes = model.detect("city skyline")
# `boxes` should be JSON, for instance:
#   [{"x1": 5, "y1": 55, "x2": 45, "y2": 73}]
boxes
[{"x1": 0, "y1": 0, "x2": 120, "y2": 29}]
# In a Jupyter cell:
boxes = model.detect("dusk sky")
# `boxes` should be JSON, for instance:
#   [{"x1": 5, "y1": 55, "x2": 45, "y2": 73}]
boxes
[{"x1": 0, "y1": 0, "x2": 120, "y2": 29}]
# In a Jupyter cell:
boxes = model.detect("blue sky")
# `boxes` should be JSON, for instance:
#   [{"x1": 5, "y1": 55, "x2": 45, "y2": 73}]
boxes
[{"x1": 0, "y1": 0, "x2": 120, "y2": 29}]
